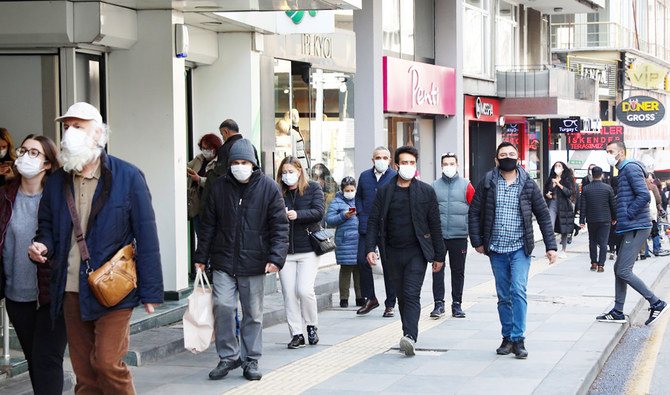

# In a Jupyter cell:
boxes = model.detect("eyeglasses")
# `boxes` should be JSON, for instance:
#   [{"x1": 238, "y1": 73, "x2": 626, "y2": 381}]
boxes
[{"x1": 16, "y1": 147, "x2": 45, "y2": 159}]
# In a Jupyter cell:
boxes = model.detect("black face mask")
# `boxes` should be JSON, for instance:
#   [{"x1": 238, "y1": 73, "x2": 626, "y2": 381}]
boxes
[{"x1": 498, "y1": 157, "x2": 517, "y2": 172}]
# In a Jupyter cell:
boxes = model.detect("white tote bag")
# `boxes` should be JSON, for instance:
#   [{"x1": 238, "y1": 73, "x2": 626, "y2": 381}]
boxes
[{"x1": 183, "y1": 269, "x2": 215, "y2": 354}]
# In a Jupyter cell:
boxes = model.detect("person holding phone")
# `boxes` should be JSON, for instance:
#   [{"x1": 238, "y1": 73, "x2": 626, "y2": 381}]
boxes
[
  {"x1": 0, "y1": 127, "x2": 17, "y2": 187},
  {"x1": 326, "y1": 176, "x2": 363, "y2": 308},
  {"x1": 544, "y1": 161, "x2": 576, "y2": 259}
]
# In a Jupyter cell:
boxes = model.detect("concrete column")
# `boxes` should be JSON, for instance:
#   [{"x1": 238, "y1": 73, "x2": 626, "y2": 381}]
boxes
[
  {"x1": 107, "y1": 10, "x2": 188, "y2": 293},
  {"x1": 353, "y1": 0, "x2": 384, "y2": 175},
  {"x1": 192, "y1": 33, "x2": 261, "y2": 154},
  {"x1": 434, "y1": 0, "x2": 465, "y2": 177}
]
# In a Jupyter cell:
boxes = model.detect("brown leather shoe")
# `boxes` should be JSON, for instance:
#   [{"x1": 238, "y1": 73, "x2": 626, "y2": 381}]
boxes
[
  {"x1": 597, "y1": 266, "x2": 604, "y2": 272},
  {"x1": 383, "y1": 307, "x2": 394, "y2": 317},
  {"x1": 590, "y1": 263, "x2": 598, "y2": 271},
  {"x1": 356, "y1": 299, "x2": 379, "y2": 315}
]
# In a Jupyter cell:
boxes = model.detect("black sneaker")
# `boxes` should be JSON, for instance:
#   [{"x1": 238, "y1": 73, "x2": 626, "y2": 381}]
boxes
[
  {"x1": 399, "y1": 335, "x2": 416, "y2": 356},
  {"x1": 496, "y1": 337, "x2": 513, "y2": 355},
  {"x1": 430, "y1": 301, "x2": 445, "y2": 319},
  {"x1": 307, "y1": 325, "x2": 319, "y2": 345},
  {"x1": 242, "y1": 359, "x2": 262, "y2": 380},
  {"x1": 208, "y1": 358, "x2": 242, "y2": 380},
  {"x1": 646, "y1": 300, "x2": 668, "y2": 325},
  {"x1": 452, "y1": 302, "x2": 466, "y2": 318},
  {"x1": 287, "y1": 334, "x2": 305, "y2": 349},
  {"x1": 512, "y1": 340, "x2": 528, "y2": 359},
  {"x1": 340, "y1": 299, "x2": 349, "y2": 308},
  {"x1": 596, "y1": 309, "x2": 626, "y2": 323},
  {"x1": 355, "y1": 298, "x2": 366, "y2": 307}
]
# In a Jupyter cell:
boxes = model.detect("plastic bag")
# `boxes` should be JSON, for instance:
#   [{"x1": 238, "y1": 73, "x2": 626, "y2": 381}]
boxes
[{"x1": 183, "y1": 268, "x2": 215, "y2": 354}]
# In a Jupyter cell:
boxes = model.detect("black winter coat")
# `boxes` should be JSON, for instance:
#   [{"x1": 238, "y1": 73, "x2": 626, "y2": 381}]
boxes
[
  {"x1": 284, "y1": 181, "x2": 326, "y2": 254},
  {"x1": 365, "y1": 176, "x2": 446, "y2": 263},
  {"x1": 579, "y1": 180, "x2": 616, "y2": 224},
  {"x1": 544, "y1": 176, "x2": 576, "y2": 235},
  {"x1": 468, "y1": 167, "x2": 557, "y2": 256},
  {"x1": 194, "y1": 169, "x2": 289, "y2": 275}
]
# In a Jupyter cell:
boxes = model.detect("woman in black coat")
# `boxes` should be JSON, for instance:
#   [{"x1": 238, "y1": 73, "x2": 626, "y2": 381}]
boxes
[
  {"x1": 544, "y1": 161, "x2": 576, "y2": 259},
  {"x1": 276, "y1": 156, "x2": 325, "y2": 350}
]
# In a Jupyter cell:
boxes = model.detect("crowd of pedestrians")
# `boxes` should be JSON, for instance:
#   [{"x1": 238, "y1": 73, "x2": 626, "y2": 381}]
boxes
[{"x1": 1, "y1": 102, "x2": 670, "y2": 393}]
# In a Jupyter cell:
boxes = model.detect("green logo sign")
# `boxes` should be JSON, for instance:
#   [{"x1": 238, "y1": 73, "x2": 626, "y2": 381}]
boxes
[{"x1": 286, "y1": 10, "x2": 317, "y2": 24}]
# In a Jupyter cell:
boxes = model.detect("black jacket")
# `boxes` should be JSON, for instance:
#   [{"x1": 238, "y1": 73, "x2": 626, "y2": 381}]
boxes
[
  {"x1": 543, "y1": 176, "x2": 576, "y2": 235},
  {"x1": 284, "y1": 181, "x2": 325, "y2": 254},
  {"x1": 579, "y1": 180, "x2": 616, "y2": 224},
  {"x1": 194, "y1": 169, "x2": 289, "y2": 275},
  {"x1": 468, "y1": 166, "x2": 557, "y2": 256},
  {"x1": 365, "y1": 176, "x2": 446, "y2": 263}
]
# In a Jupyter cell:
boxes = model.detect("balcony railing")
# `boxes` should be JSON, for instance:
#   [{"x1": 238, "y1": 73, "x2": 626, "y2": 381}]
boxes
[
  {"x1": 497, "y1": 67, "x2": 596, "y2": 101},
  {"x1": 551, "y1": 21, "x2": 670, "y2": 62}
]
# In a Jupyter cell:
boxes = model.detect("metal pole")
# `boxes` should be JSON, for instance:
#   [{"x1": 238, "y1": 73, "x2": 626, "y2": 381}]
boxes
[{"x1": 2, "y1": 299, "x2": 9, "y2": 361}]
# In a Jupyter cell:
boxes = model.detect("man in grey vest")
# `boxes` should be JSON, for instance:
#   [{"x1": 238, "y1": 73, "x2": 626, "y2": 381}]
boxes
[{"x1": 431, "y1": 153, "x2": 475, "y2": 318}]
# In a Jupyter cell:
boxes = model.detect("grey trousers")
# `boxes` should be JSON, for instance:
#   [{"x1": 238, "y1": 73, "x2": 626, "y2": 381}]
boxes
[
  {"x1": 614, "y1": 228, "x2": 660, "y2": 311},
  {"x1": 212, "y1": 270, "x2": 265, "y2": 362}
]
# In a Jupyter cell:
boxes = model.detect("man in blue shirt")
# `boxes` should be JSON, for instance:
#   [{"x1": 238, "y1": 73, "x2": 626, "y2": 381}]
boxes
[{"x1": 469, "y1": 142, "x2": 557, "y2": 359}]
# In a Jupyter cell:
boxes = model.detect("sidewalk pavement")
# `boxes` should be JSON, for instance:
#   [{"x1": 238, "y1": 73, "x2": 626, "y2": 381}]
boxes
[{"x1": 7, "y1": 233, "x2": 666, "y2": 395}]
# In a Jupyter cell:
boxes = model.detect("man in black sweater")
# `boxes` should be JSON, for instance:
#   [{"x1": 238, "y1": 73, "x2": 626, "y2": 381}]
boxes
[
  {"x1": 580, "y1": 166, "x2": 617, "y2": 272},
  {"x1": 365, "y1": 146, "x2": 446, "y2": 356}
]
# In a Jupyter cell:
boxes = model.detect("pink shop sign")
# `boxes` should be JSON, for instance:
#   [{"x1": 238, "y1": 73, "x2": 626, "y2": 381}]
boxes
[{"x1": 383, "y1": 56, "x2": 456, "y2": 116}]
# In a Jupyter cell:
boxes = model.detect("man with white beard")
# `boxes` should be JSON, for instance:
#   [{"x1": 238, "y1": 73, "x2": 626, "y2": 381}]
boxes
[{"x1": 28, "y1": 102, "x2": 163, "y2": 394}]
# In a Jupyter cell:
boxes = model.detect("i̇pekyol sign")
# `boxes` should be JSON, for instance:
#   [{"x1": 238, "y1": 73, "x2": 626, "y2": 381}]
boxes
[
  {"x1": 550, "y1": 118, "x2": 581, "y2": 133},
  {"x1": 383, "y1": 57, "x2": 456, "y2": 115},
  {"x1": 616, "y1": 95, "x2": 665, "y2": 127}
]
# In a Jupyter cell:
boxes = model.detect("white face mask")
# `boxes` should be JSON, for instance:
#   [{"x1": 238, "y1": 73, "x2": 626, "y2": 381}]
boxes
[
  {"x1": 0, "y1": 149, "x2": 7, "y2": 158},
  {"x1": 202, "y1": 149, "x2": 214, "y2": 160},
  {"x1": 554, "y1": 167, "x2": 563, "y2": 175},
  {"x1": 282, "y1": 172, "x2": 300, "y2": 186},
  {"x1": 15, "y1": 154, "x2": 46, "y2": 179},
  {"x1": 343, "y1": 191, "x2": 355, "y2": 200},
  {"x1": 398, "y1": 165, "x2": 416, "y2": 181},
  {"x1": 374, "y1": 159, "x2": 389, "y2": 173},
  {"x1": 59, "y1": 127, "x2": 100, "y2": 173},
  {"x1": 230, "y1": 164, "x2": 253, "y2": 182},
  {"x1": 314, "y1": 169, "x2": 323, "y2": 176},
  {"x1": 442, "y1": 165, "x2": 457, "y2": 178},
  {"x1": 606, "y1": 153, "x2": 619, "y2": 167}
]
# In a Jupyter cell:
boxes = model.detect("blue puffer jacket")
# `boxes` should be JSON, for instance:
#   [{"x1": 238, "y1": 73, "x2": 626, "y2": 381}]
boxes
[
  {"x1": 326, "y1": 191, "x2": 358, "y2": 265},
  {"x1": 35, "y1": 153, "x2": 163, "y2": 322},
  {"x1": 615, "y1": 159, "x2": 651, "y2": 233}
]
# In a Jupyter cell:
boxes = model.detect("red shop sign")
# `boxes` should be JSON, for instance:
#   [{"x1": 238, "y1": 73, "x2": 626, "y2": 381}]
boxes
[
  {"x1": 464, "y1": 95, "x2": 499, "y2": 122},
  {"x1": 566, "y1": 125, "x2": 624, "y2": 150},
  {"x1": 383, "y1": 56, "x2": 456, "y2": 115}
]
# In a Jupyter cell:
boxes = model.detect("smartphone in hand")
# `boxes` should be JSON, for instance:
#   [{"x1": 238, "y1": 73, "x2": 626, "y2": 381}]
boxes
[{"x1": 349, "y1": 207, "x2": 356, "y2": 214}]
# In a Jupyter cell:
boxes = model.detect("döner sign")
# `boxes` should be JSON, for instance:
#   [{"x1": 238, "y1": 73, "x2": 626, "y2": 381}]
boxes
[{"x1": 615, "y1": 96, "x2": 665, "y2": 127}]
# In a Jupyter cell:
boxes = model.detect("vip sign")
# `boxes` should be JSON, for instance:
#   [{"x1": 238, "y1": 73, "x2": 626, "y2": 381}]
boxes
[
  {"x1": 627, "y1": 63, "x2": 667, "y2": 90},
  {"x1": 616, "y1": 96, "x2": 665, "y2": 127}
]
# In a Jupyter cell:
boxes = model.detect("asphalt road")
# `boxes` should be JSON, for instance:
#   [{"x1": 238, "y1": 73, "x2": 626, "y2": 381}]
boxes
[{"x1": 589, "y1": 255, "x2": 670, "y2": 395}]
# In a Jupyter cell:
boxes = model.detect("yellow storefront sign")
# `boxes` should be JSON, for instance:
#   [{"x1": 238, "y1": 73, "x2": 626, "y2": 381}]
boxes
[{"x1": 627, "y1": 62, "x2": 667, "y2": 89}]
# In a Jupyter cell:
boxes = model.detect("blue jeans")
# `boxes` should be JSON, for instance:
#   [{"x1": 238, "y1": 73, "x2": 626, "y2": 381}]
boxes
[{"x1": 489, "y1": 248, "x2": 531, "y2": 342}]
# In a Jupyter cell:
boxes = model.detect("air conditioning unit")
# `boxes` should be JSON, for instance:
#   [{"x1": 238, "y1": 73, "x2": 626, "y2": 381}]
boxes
[{"x1": 74, "y1": 2, "x2": 137, "y2": 49}]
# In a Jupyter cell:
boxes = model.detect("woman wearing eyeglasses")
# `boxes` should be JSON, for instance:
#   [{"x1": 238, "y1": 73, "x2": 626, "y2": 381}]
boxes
[
  {"x1": 0, "y1": 135, "x2": 66, "y2": 395},
  {"x1": 544, "y1": 161, "x2": 577, "y2": 259},
  {"x1": 326, "y1": 176, "x2": 364, "y2": 308}
]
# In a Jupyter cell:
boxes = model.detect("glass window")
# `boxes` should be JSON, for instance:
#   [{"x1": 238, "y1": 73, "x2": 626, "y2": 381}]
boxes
[
  {"x1": 383, "y1": 0, "x2": 401, "y2": 54},
  {"x1": 415, "y1": 0, "x2": 435, "y2": 59},
  {"x1": 463, "y1": 0, "x2": 491, "y2": 77},
  {"x1": 496, "y1": 2, "x2": 517, "y2": 70},
  {"x1": 400, "y1": 0, "x2": 415, "y2": 56}
]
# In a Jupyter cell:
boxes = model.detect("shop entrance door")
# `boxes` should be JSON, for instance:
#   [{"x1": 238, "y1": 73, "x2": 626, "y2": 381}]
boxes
[{"x1": 469, "y1": 121, "x2": 497, "y2": 186}]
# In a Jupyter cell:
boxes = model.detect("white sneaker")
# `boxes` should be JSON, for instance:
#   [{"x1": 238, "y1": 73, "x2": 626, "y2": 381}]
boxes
[
  {"x1": 399, "y1": 335, "x2": 416, "y2": 356},
  {"x1": 558, "y1": 251, "x2": 567, "y2": 259}
]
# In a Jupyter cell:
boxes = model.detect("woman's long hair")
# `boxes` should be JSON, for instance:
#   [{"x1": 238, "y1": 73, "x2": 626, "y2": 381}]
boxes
[
  {"x1": 19, "y1": 134, "x2": 61, "y2": 187},
  {"x1": 545, "y1": 161, "x2": 577, "y2": 203},
  {"x1": 276, "y1": 156, "x2": 308, "y2": 196},
  {"x1": 0, "y1": 128, "x2": 17, "y2": 161}
]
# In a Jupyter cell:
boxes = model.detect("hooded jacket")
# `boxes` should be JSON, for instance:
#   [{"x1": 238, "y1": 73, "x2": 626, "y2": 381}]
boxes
[{"x1": 615, "y1": 159, "x2": 651, "y2": 233}]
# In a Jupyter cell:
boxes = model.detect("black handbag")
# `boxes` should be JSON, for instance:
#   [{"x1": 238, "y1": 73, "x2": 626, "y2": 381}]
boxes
[{"x1": 306, "y1": 226, "x2": 336, "y2": 256}]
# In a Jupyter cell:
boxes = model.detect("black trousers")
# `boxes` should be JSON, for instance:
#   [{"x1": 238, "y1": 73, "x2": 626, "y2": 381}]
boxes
[
  {"x1": 432, "y1": 238, "x2": 468, "y2": 303},
  {"x1": 385, "y1": 245, "x2": 427, "y2": 341},
  {"x1": 588, "y1": 222, "x2": 611, "y2": 266},
  {"x1": 5, "y1": 299, "x2": 67, "y2": 395},
  {"x1": 357, "y1": 234, "x2": 396, "y2": 307}
]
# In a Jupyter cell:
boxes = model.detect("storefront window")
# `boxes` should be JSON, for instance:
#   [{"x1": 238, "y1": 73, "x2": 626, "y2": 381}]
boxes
[
  {"x1": 496, "y1": 1, "x2": 518, "y2": 70},
  {"x1": 526, "y1": 121, "x2": 544, "y2": 186},
  {"x1": 385, "y1": 116, "x2": 434, "y2": 181},
  {"x1": 463, "y1": 0, "x2": 491, "y2": 77}
]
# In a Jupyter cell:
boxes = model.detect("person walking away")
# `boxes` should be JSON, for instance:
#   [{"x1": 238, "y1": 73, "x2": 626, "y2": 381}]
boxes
[
  {"x1": 579, "y1": 166, "x2": 616, "y2": 272},
  {"x1": 1, "y1": 135, "x2": 66, "y2": 395},
  {"x1": 596, "y1": 140, "x2": 668, "y2": 325},
  {"x1": 326, "y1": 176, "x2": 362, "y2": 308},
  {"x1": 277, "y1": 156, "x2": 325, "y2": 349},
  {"x1": 544, "y1": 161, "x2": 576, "y2": 258},
  {"x1": 468, "y1": 142, "x2": 557, "y2": 359},
  {"x1": 193, "y1": 139, "x2": 288, "y2": 381},
  {"x1": 430, "y1": 152, "x2": 475, "y2": 318},
  {"x1": 355, "y1": 147, "x2": 398, "y2": 317},
  {"x1": 365, "y1": 145, "x2": 445, "y2": 356},
  {"x1": 28, "y1": 102, "x2": 164, "y2": 394}
]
